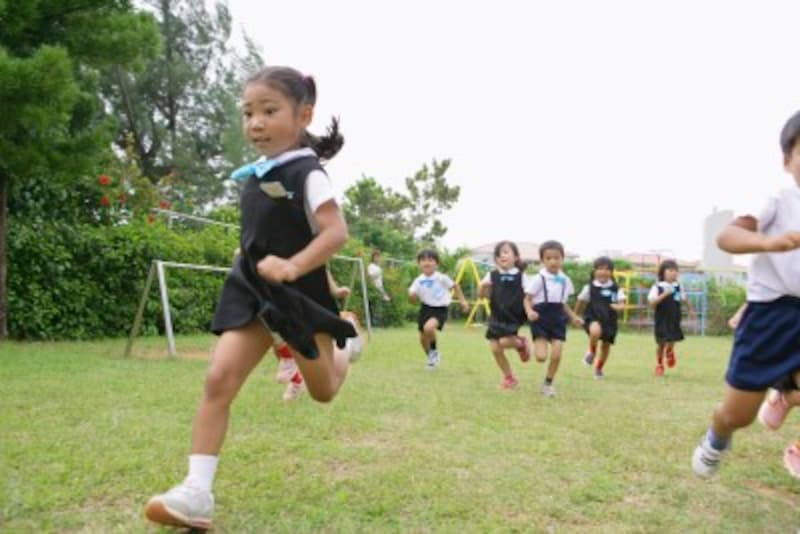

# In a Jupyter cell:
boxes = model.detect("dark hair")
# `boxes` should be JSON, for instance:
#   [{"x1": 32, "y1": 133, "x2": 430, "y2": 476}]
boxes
[
  {"x1": 591, "y1": 256, "x2": 615, "y2": 283},
  {"x1": 539, "y1": 240, "x2": 565, "y2": 260},
  {"x1": 245, "y1": 66, "x2": 344, "y2": 161},
  {"x1": 780, "y1": 110, "x2": 800, "y2": 157},
  {"x1": 494, "y1": 240, "x2": 527, "y2": 271},
  {"x1": 416, "y1": 248, "x2": 440, "y2": 264},
  {"x1": 657, "y1": 259, "x2": 679, "y2": 281},
  {"x1": 370, "y1": 249, "x2": 381, "y2": 262}
]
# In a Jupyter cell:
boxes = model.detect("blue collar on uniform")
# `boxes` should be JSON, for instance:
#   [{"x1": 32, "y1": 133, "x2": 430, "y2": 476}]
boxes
[{"x1": 229, "y1": 147, "x2": 316, "y2": 181}]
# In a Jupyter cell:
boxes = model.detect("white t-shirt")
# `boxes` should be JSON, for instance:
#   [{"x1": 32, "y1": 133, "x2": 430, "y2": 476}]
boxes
[
  {"x1": 367, "y1": 263, "x2": 383, "y2": 285},
  {"x1": 577, "y1": 280, "x2": 626, "y2": 302},
  {"x1": 647, "y1": 281, "x2": 688, "y2": 303},
  {"x1": 409, "y1": 272, "x2": 455, "y2": 307},
  {"x1": 741, "y1": 186, "x2": 800, "y2": 301},
  {"x1": 258, "y1": 148, "x2": 337, "y2": 234},
  {"x1": 525, "y1": 268, "x2": 574, "y2": 304},
  {"x1": 480, "y1": 267, "x2": 530, "y2": 289}
]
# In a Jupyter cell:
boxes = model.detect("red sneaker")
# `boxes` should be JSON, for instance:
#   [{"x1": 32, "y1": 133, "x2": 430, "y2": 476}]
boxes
[
  {"x1": 655, "y1": 364, "x2": 665, "y2": 377},
  {"x1": 666, "y1": 349, "x2": 676, "y2": 368},
  {"x1": 501, "y1": 375, "x2": 519, "y2": 390}
]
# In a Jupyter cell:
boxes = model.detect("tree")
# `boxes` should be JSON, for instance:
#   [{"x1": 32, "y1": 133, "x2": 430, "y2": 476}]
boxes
[
  {"x1": 341, "y1": 158, "x2": 461, "y2": 257},
  {"x1": 100, "y1": 0, "x2": 243, "y2": 208},
  {"x1": 405, "y1": 158, "x2": 460, "y2": 243},
  {"x1": 0, "y1": 1, "x2": 160, "y2": 338}
]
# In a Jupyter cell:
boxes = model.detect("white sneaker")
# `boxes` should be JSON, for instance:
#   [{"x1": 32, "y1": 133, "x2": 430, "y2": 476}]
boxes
[
  {"x1": 144, "y1": 483, "x2": 214, "y2": 529},
  {"x1": 692, "y1": 435, "x2": 728, "y2": 479},
  {"x1": 282, "y1": 380, "x2": 305, "y2": 401},
  {"x1": 541, "y1": 383, "x2": 556, "y2": 397},
  {"x1": 425, "y1": 350, "x2": 438, "y2": 370},
  {"x1": 340, "y1": 311, "x2": 364, "y2": 362},
  {"x1": 275, "y1": 356, "x2": 298, "y2": 384}
]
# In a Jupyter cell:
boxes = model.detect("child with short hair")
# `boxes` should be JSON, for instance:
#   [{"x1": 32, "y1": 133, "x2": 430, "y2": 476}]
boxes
[
  {"x1": 648, "y1": 259, "x2": 694, "y2": 377},
  {"x1": 574, "y1": 256, "x2": 626, "y2": 379},
  {"x1": 479, "y1": 241, "x2": 531, "y2": 389},
  {"x1": 524, "y1": 240, "x2": 584, "y2": 397},
  {"x1": 692, "y1": 109, "x2": 800, "y2": 479},
  {"x1": 408, "y1": 249, "x2": 469, "y2": 369}
]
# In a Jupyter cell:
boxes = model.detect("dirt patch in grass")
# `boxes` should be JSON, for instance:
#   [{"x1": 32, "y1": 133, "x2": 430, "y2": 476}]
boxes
[{"x1": 743, "y1": 479, "x2": 800, "y2": 507}]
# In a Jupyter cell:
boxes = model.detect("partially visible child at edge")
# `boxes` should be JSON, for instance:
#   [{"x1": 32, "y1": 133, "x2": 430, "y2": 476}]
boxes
[
  {"x1": 524, "y1": 240, "x2": 583, "y2": 397},
  {"x1": 144, "y1": 66, "x2": 363, "y2": 530},
  {"x1": 478, "y1": 241, "x2": 532, "y2": 389},
  {"x1": 574, "y1": 256, "x2": 626, "y2": 379},
  {"x1": 408, "y1": 249, "x2": 469, "y2": 369},
  {"x1": 692, "y1": 109, "x2": 800, "y2": 479},
  {"x1": 275, "y1": 271, "x2": 358, "y2": 401},
  {"x1": 648, "y1": 259, "x2": 694, "y2": 377}
]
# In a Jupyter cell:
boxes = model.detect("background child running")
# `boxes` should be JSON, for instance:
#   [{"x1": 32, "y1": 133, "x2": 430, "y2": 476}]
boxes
[
  {"x1": 408, "y1": 249, "x2": 469, "y2": 369},
  {"x1": 692, "y1": 109, "x2": 800, "y2": 479},
  {"x1": 275, "y1": 270, "x2": 360, "y2": 401},
  {"x1": 144, "y1": 66, "x2": 362, "y2": 530},
  {"x1": 478, "y1": 241, "x2": 532, "y2": 389},
  {"x1": 524, "y1": 240, "x2": 583, "y2": 397},
  {"x1": 648, "y1": 259, "x2": 694, "y2": 377},
  {"x1": 574, "y1": 256, "x2": 626, "y2": 379}
]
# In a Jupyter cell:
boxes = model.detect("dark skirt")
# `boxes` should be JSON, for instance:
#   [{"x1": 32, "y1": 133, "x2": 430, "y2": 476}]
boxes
[
  {"x1": 654, "y1": 316, "x2": 684, "y2": 343},
  {"x1": 211, "y1": 258, "x2": 356, "y2": 359},
  {"x1": 485, "y1": 319, "x2": 522, "y2": 340},
  {"x1": 726, "y1": 296, "x2": 800, "y2": 391}
]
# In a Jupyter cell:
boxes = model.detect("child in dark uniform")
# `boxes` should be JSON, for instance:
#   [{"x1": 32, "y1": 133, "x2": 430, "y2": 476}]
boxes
[
  {"x1": 408, "y1": 249, "x2": 469, "y2": 369},
  {"x1": 574, "y1": 257, "x2": 626, "y2": 379},
  {"x1": 648, "y1": 259, "x2": 693, "y2": 377},
  {"x1": 479, "y1": 241, "x2": 532, "y2": 389},
  {"x1": 524, "y1": 240, "x2": 584, "y2": 397},
  {"x1": 692, "y1": 109, "x2": 800, "y2": 478},
  {"x1": 145, "y1": 66, "x2": 361, "y2": 529}
]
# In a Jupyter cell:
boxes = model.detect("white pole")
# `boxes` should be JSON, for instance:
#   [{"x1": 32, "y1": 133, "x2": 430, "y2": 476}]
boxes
[
  {"x1": 156, "y1": 260, "x2": 177, "y2": 357},
  {"x1": 357, "y1": 258, "x2": 372, "y2": 338}
]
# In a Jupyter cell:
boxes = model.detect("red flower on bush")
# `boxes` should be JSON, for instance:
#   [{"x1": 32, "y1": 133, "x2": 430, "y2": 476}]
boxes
[
  {"x1": 118, "y1": 193, "x2": 127, "y2": 205},
  {"x1": 147, "y1": 213, "x2": 156, "y2": 223},
  {"x1": 98, "y1": 175, "x2": 111, "y2": 186},
  {"x1": 100, "y1": 195, "x2": 110, "y2": 207},
  {"x1": 159, "y1": 200, "x2": 171, "y2": 209}
]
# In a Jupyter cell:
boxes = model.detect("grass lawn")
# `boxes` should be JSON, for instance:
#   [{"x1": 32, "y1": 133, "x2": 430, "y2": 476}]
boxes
[{"x1": 2, "y1": 327, "x2": 799, "y2": 532}]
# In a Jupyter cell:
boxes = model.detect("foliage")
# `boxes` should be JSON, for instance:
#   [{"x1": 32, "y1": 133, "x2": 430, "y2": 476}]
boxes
[
  {"x1": 7, "y1": 217, "x2": 237, "y2": 339},
  {"x1": 705, "y1": 278, "x2": 747, "y2": 335}
]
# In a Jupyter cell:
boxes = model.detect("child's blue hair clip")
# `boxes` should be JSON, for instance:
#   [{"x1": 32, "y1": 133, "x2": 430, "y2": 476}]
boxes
[{"x1": 230, "y1": 158, "x2": 278, "y2": 182}]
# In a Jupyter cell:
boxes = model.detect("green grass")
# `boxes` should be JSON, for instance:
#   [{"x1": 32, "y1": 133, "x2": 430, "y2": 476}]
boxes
[{"x1": 2, "y1": 328, "x2": 799, "y2": 532}]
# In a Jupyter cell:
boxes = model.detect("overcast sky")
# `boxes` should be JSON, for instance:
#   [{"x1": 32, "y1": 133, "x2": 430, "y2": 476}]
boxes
[{"x1": 226, "y1": 0, "x2": 800, "y2": 261}]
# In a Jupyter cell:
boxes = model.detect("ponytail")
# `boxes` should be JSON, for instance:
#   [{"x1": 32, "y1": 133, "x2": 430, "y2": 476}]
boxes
[{"x1": 302, "y1": 116, "x2": 344, "y2": 162}]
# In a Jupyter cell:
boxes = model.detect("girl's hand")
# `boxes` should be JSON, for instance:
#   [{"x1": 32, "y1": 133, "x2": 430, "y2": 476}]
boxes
[
  {"x1": 662, "y1": 284, "x2": 674, "y2": 296},
  {"x1": 572, "y1": 317, "x2": 584, "y2": 327},
  {"x1": 764, "y1": 232, "x2": 800, "y2": 252},
  {"x1": 460, "y1": 301, "x2": 470, "y2": 314},
  {"x1": 527, "y1": 310, "x2": 539, "y2": 322},
  {"x1": 728, "y1": 316, "x2": 740, "y2": 329},
  {"x1": 257, "y1": 255, "x2": 300, "y2": 283},
  {"x1": 334, "y1": 286, "x2": 351, "y2": 299}
]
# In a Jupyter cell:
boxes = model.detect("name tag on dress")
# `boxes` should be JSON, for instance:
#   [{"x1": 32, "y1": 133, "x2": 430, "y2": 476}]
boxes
[{"x1": 259, "y1": 181, "x2": 294, "y2": 199}]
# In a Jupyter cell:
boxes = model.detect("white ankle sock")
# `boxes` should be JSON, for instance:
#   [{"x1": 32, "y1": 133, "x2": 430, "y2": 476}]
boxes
[{"x1": 185, "y1": 454, "x2": 218, "y2": 492}]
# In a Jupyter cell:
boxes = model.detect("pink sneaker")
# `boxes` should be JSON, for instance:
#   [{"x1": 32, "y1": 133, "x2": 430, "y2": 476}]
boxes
[
  {"x1": 655, "y1": 364, "x2": 664, "y2": 377},
  {"x1": 501, "y1": 375, "x2": 518, "y2": 390},
  {"x1": 758, "y1": 389, "x2": 792, "y2": 430},
  {"x1": 516, "y1": 336, "x2": 531, "y2": 363},
  {"x1": 666, "y1": 350, "x2": 676, "y2": 368},
  {"x1": 282, "y1": 380, "x2": 305, "y2": 401},
  {"x1": 783, "y1": 441, "x2": 800, "y2": 479},
  {"x1": 275, "y1": 355, "x2": 298, "y2": 384}
]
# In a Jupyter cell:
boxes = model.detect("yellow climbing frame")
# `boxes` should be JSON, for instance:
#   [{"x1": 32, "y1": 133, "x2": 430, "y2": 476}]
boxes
[{"x1": 452, "y1": 257, "x2": 491, "y2": 327}]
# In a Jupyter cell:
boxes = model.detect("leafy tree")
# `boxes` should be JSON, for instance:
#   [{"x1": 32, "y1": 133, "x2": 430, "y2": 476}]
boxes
[
  {"x1": 341, "y1": 159, "x2": 461, "y2": 257},
  {"x1": 100, "y1": 0, "x2": 245, "y2": 209},
  {"x1": 0, "y1": 1, "x2": 160, "y2": 338}
]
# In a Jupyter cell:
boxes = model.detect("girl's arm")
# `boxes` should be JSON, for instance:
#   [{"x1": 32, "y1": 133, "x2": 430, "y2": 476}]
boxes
[
  {"x1": 728, "y1": 303, "x2": 747, "y2": 329},
  {"x1": 453, "y1": 284, "x2": 470, "y2": 313},
  {"x1": 610, "y1": 301, "x2": 626, "y2": 312},
  {"x1": 257, "y1": 200, "x2": 348, "y2": 282},
  {"x1": 478, "y1": 279, "x2": 491, "y2": 299},
  {"x1": 648, "y1": 286, "x2": 673, "y2": 309},
  {"x1": 574, "y1": 299, "x2": 587, "y2": 317},
  {"x1": 327, "y1": 270, "x2": 351, "y2": 299},
  {"x1": 717, "y1": 217, "x2": 800, "y2": 254}
]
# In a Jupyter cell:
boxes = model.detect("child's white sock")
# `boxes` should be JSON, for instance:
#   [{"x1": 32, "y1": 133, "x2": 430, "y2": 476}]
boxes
[{"x1": 185, "y1": 454, "x2": 218, "y2": 492}]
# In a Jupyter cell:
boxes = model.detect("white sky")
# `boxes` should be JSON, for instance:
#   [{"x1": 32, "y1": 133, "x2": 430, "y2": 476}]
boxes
[{"x1": 226, "y1": 0, "x2": 800, "y2": 261}]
